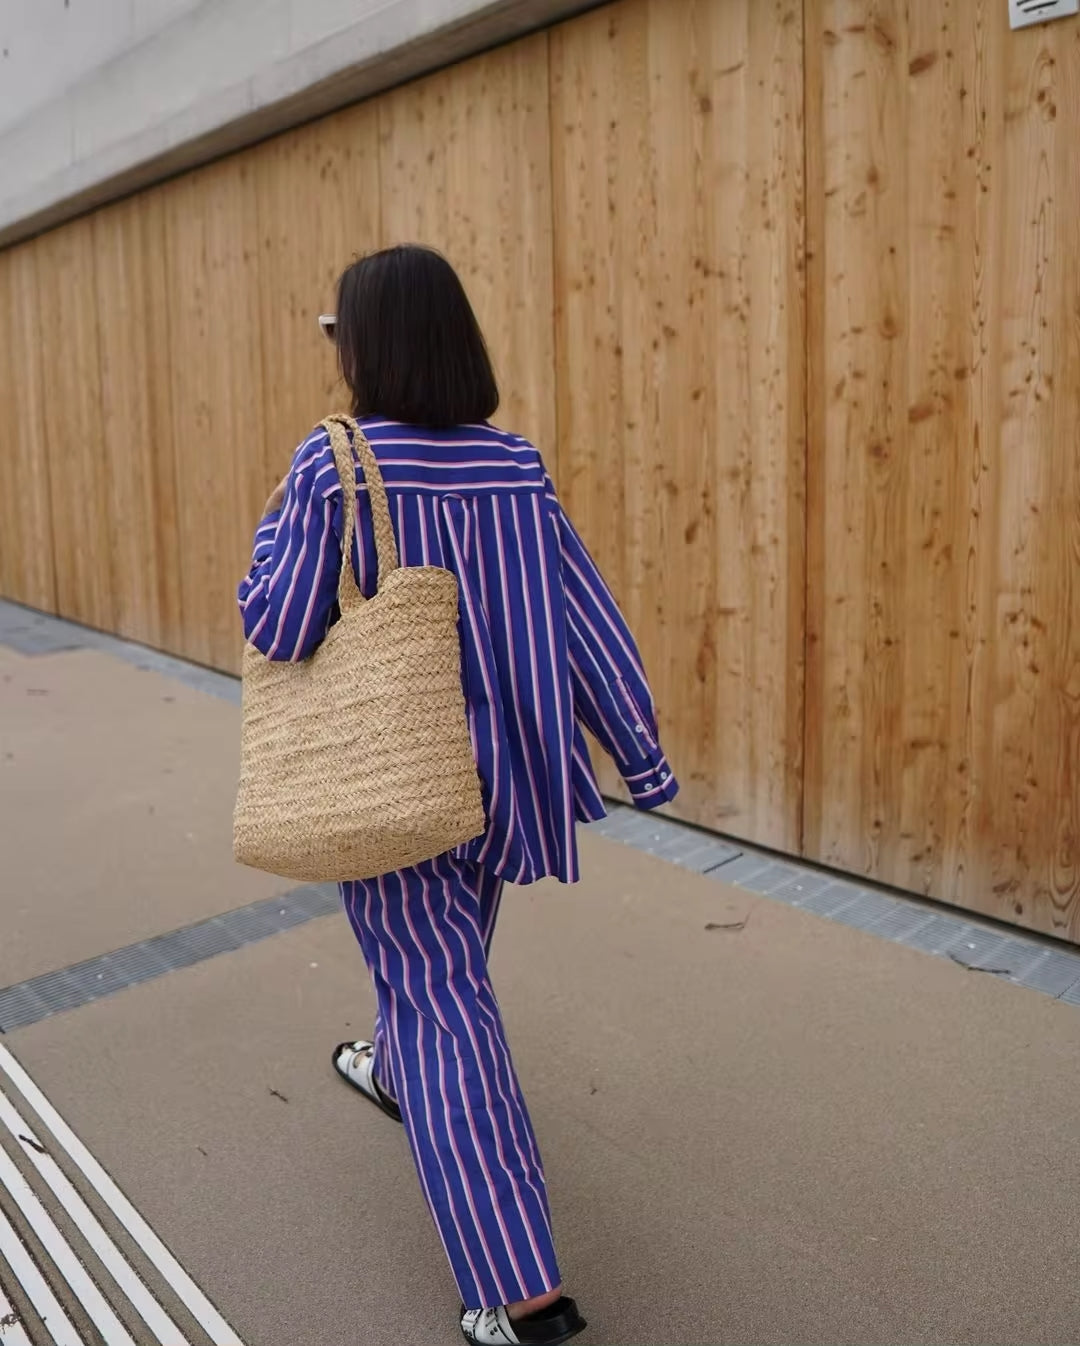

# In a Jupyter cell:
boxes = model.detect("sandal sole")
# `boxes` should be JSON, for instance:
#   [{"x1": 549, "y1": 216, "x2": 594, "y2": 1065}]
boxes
[
  {"x1": 459, "y1": 1314, "x2": 587, "y2": 1345},
  {"x1": 460, "y1": 1325, "x2": 586, "y2": 1346},
  {"x1": 330, "y1": 1043, "x2": 403, "y2": 1123}
]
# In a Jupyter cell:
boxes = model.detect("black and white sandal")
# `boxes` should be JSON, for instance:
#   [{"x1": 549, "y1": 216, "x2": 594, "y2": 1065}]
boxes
[
  {"x1": 331, "y1": 1041, "x2": 403, "y2": 1123},
  {"x1": 460, "y1": 1297, "x2": 587, "y2": 1345}
]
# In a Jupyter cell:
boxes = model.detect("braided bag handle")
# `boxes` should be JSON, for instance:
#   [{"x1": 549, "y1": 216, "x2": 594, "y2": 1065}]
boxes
[{"x1": 322, "y1": 414, "x2": 399, "y2": 612}]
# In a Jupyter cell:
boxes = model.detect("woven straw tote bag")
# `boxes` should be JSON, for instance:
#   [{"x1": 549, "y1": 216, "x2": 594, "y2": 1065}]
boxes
[{"x1": 234, "y1": 414, "x2": 486, "y2": 882}]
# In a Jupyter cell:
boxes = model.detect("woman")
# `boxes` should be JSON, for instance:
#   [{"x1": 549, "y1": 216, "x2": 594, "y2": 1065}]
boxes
[{"x1": 239, "y1": 245, "x2": 677, "y2": 1345}]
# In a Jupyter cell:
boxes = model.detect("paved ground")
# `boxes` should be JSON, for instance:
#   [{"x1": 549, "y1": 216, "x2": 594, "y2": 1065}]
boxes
[{"x1": 1, "y1": 636, "x2": 1079, "y2": 1345}]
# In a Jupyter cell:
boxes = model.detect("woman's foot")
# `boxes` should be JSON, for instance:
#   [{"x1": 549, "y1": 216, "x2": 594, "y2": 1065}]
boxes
[
  {"x1": 460, "y1": 1295, "x2": 586, "y2": 1345},
  {"x1": 330, "y1": 1041, "x2": 402, "y2": 1123},
  {"x1": 509, "y1": 1288, "x2": 563, "y2": 1321}
]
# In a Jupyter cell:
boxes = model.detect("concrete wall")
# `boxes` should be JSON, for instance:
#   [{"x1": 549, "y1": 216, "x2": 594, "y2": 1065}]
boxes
[{"x1": 0, "y1": 0, "x2": 600, "y2": 247}]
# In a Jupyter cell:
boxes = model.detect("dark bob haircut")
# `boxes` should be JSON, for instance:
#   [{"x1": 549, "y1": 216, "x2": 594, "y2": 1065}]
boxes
[{"x1": 335, "y1": 245, "x2": 499, "y2": 428}]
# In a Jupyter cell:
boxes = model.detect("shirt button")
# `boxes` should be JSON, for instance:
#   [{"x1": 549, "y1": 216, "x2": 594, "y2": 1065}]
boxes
[
  {"x1": 635, "y1": 725, "x2": 644, "y2": 734},
  {"x1": 660, "y1": 771, "x2": 669, "y2": 781}
]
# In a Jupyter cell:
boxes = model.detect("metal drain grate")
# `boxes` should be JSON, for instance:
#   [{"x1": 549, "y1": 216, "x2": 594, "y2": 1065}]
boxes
[{"x1": 0, "y1": 885, "x2": 339, "y2": 1033}]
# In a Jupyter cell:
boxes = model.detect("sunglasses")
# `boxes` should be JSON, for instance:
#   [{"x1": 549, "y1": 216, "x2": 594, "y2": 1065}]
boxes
[{"x1": 318, "y1": 313, "x2": 337, "y2": 342}]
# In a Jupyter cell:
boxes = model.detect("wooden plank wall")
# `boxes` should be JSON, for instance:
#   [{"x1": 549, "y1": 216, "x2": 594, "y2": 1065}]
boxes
[
  {"x1": 0, "y1": 0, "x2": 1077, "y2": 940},
  {"x1": 0, "y1": 243, "x2": 54, "y2": 613},
  {"x1": 94, "y1": 193, "x2": 183, "y2": 654},
  {"x1": 551, "y1": 0, "x2": 806, "y2": 850},
  {"x1": 36, "y1": 217, "x2": 115, "y2": 633},
  {"x1": 378, "y1": 33, "x2": 557, "y2": 452},
  {"x1": 803, "y1": 1, "x2": 1080, "y2": 940},
  {"x1": 251, "y1": 102, "x2": 382, "y2": 473}
]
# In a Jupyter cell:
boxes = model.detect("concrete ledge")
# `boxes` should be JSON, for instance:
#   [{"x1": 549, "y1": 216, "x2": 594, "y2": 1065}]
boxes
[{"x1": 0, "y1": 0, "x2": 603, "y2": 248}]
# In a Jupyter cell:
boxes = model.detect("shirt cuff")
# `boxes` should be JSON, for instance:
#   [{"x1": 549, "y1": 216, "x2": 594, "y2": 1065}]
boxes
[{"x1": 621, "y1": 753, "x2": 679, "y2": 809}]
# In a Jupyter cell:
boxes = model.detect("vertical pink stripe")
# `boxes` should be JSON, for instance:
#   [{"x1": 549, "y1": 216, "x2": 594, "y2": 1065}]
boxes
[
  {"x1": 442, "y1": 502, "x2": 504, "y2": 869},
  {"x1": 529, "y1": 495, "x2": 576, "y2": 875},
  {"x1": 473, "y1": 502, "x2": 491, "y2": 613},
  {"x1": 491, "y1": 497, "x2": 551, "y2": 874},
  {"x1": 292, "y1": 497, "x2": 334, "y2": 656},
  {"x1": 242, "y1": 574, "x2": 267, "y2": 615},
  {"x1": 509, "y1": 494, "x2": 557, "y2": 851},
  {"x1": 570, "y1": 739, "x2": 606, "y2": 821},
  {"x1": 422, "y1": 857, "x2": 550, "y2": 1286},
  {"x1": 363, "y1": 883, "x2": 468, "y2": 1289},
  {"x1": 347, "y1": 472, "x2": 368, "y2": 598},
  {"x1": 266, "y1": 484, "x2": 316, "y2": 658},
  {"x1": 454, "y1": 863, "x2": 549, "y2": 1203},
  {"x1": 246, "y1": 490, "x2": 304, "y2": 643},
  {"x1": 266, "y1": 491, "x2": 305, "y2": 591},
  {"x1": 402, "y1": 866, "x2": 514, "y2": 1300},
  {"x1": 474, "y1": 503, "x2": 519, "y2": 872},
  {"x1": 371, "y1": 874, "x2": 496, "y2": 1299},
  {"x1": 484, "y1": 568, "x2": 531, "y2": 875},
  {"x1": 563, "y1": 549, "x2": 647, "y2": 681},
  {"x1": 568, "y1": 643, "x2": 631, "y2": 749},
  {"x1": 471, "y1": 500, "x2": 519, "y2": 876},
  {"x1": 447, "y1": 862, "x2": 547, "y2": 1184}
]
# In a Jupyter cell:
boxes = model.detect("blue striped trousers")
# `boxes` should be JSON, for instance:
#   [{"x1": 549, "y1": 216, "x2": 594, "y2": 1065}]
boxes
[{"x1": 341, "y1": 855, "x2": 562, "y2": 1309}]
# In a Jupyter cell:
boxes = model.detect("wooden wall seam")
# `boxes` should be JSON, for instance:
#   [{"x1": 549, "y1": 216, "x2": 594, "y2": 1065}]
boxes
[
  {"x1": 39, "y1": 235, "x2": 61, "y2": 617},
  {"x1": 800, "y1": 0, "x2": 824, "y2": 861},
  {"x1": 38, "y1": 216, "x2": 115, "y2": 634},
  {"x1": 544, "y1": 29, "x2": 563, "y2": 489}
]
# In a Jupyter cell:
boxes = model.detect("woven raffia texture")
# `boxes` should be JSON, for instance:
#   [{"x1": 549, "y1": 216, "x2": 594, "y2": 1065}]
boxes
[{"x1": 234, "y1": 415, "x2": 486, "y2": 882}]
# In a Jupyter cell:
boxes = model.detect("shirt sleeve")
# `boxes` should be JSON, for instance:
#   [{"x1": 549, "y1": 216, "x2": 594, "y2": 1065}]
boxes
[
  {"x1": 237, "y1": 435, "x2": 343, "y2": 662},
  {"x1": 550, "y1": 483, "x2": 679, "y2": 810}
]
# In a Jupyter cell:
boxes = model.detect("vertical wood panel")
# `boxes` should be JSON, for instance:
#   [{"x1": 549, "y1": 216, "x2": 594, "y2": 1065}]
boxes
[
  {"x1": 252, "y1": 102, "x2": 381, "y2": 466},
  {"x1": 804, "y1": 1, "x2": 1080, "y2": 940},
  {"x1": 550, "y1": 0, "x2": 807, "y2": 850},
  {"x1": 378, "y1": 33, "x2": 556, "y2": 453},
  {"x1": 92, "y1": 192, "x2": 183, "y2": 653},
  {"x1": 991, "y1": 9, "x2": 1080, "y2": 936},
  {"x1": 162, "y1": 157, "x2": 267, "y2": 673},
  {"x1": 0, "y1": 243, "x2": 55, "y2": 612},
  {"x1": 36, "y1": 216, "x2": 114, "y2": 631}
]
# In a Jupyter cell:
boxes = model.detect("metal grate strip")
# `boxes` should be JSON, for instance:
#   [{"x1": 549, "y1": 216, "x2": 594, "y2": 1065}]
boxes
[
  {"x1": 587, "y1": 807, "x2": 740, "y2": 873},
  {"x1": 0, "y1": 885, "x2": 338, "y2": 1033},
  {"x1": 0, "y1": 599, "x2": 240, "y2": 704}
]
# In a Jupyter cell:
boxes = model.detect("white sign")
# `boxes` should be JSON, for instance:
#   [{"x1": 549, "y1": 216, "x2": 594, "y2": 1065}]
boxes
[{"x1": 1009, "y1": 0, "x2": 1079, "y2": 29}]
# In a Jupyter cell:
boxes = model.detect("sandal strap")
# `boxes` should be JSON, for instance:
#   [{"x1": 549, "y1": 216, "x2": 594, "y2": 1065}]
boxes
[{"x1": 331, "y1": 1041, "x2": 403, "y2": 1123}]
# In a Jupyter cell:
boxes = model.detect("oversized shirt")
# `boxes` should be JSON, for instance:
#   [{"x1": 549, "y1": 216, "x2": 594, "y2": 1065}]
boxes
[{"x1": 238, "y1": 419, "x2": 678, "y2": 884}]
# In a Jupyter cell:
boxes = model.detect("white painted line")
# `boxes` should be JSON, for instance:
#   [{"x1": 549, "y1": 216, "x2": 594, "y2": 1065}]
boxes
[
  {"x1": 0, "y1": 1044, "x2": 245, "y2": 1345},
  {"x1": 0, "y1": 1278, "x2": 33, "y2": 1346},
  {"x1": 0, "y1": 1086, "x2": 188, "y2": 1345},
  {"x1": 0, "y1": 1144, "x2": 136, "y2": 1345},
  {"x1": 0, "y1": 1207, "x2": 81, "y2": 1346}
]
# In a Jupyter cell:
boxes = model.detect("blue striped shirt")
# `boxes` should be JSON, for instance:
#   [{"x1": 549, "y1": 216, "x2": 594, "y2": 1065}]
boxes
[{"x1": 238, "y1": 419, "x2": 678, "y2": 884}]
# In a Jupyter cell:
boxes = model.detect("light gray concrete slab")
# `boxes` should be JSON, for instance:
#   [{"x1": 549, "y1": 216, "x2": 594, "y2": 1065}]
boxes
[{"x1": 0, "y1": 648, "x2": 291, "y2": 985}]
